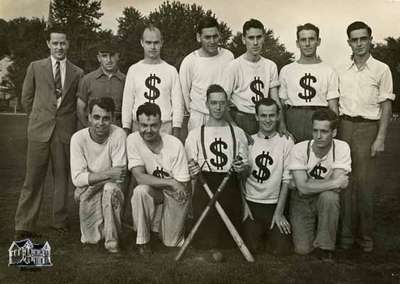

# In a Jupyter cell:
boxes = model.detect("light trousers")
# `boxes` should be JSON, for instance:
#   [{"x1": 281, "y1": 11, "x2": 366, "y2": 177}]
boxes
[
  {"x1": 131, "y1": 184, "x2": 189, "y2": 247},
  {"x1": 76, "y1": 182, "x2": 124, "y2": 250},
  {"x1": 290, "y1": 190, "x2": 340, "y2": 254}
]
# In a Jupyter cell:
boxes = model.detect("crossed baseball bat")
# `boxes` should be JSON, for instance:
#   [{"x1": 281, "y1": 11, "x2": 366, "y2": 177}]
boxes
[{"x1": 175, "y1": 169, "x2": 255, "y2": 262}]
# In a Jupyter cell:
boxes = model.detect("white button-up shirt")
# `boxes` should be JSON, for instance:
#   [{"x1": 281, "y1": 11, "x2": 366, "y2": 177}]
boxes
[
  {"x1": 50, "y1": 56, "x2": 66, "y2": 108},
  {"x1": 337, "y1": 55, "x2": 395, "y2": 120}
]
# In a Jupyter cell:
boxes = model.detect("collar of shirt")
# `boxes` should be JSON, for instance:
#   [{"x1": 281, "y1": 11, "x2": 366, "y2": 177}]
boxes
[
  {"x1": 94, "y1": 67, "x2": 125, "y2": 81},
  {"x1": 346, "y1": 54, "x2": 377, "y2": 71},
  {"x1": 50, "y1": 56, "x2": 67, "y2": 70}
]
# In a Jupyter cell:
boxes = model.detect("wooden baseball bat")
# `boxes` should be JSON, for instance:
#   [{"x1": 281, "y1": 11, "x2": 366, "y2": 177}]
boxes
[
  {"x1": 198, "y1": 175, "x2": 255, "y2": 262},
  {"x1": 175, "y1": 171, "x2": 232, "y2": 262}
]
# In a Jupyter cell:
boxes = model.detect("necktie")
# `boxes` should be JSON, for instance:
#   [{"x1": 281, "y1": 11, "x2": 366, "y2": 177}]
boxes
[{"x1": 54, "y1": 61, "x2": 62, "y2": 99}]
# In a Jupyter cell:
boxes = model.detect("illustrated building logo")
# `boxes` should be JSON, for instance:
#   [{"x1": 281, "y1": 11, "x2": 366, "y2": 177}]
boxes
[{"x1": 8, "y1": 239, "x2": 52, "y2": 267}]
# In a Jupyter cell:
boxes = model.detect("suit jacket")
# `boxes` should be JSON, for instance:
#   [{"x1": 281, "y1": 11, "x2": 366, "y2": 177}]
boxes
[{"x1": 22, "y1": 57, "x2": 83, "y2": 143}]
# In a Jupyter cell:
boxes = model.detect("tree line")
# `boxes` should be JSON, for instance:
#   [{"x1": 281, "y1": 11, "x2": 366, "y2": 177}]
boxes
[{"x1": 0, "y1": 0, "x2": 398, "y2": 110}]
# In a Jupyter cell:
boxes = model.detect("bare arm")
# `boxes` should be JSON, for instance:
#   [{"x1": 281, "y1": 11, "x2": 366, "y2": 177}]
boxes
[
  {"x1": 270, "y1": 182, "x2": 291, "y2": 234},
  {"x1": 371, "y1": 100, "x2": 392, "y2": 157},
  {"x1": 328, "y1": 98, "x2": 339, "y2": 115},
  {"x1": 270, "y1": 87, "x2": 288, "y2": 135},
  {"x1": 292, "y1": 168, "x2": 348, "y2": 195},
  {"x1": 88, "y1": 166, "x2": 127, "y2": 186},
  {"x1": 131, "y1": 165, "x2": 189, "y2": 202},
  {"x1": 77, "y1": 98, "x2": 88, "y2": 127}
]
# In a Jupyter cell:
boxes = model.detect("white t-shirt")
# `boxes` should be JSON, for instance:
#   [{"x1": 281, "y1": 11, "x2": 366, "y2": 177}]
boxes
[
  {"x1": 179, "y1": 48, "x2": 234, "y2": 114},
  {"x1": 244, "y1": 134, "x2": 294, "y2": 204},
  {"x1": 288, "y1": 139, "x2": 351, "y2": 183},
  {"x1": 70, "y1": 125, "x2": 127, "y2": 188},
  {"x1": 222, "y1": 54, "x2": 280, "y2": 114},
  {"x1": 279, "y1": 61, "x2": 339, "y2": 106},
  {"x1": 185, "y1": 124, "x2": 249, "y2": 173},
  {"x1": 122, "y1": 60, "x2": 184, "y2": 129},
  {"x1": 127, "y1": 132, "x2": 190, "y2": 183}
]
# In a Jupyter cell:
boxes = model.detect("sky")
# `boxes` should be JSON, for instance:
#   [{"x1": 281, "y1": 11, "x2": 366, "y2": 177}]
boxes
[{"x1": 1, "y1": 0, "x2": 399, "y2": 65}]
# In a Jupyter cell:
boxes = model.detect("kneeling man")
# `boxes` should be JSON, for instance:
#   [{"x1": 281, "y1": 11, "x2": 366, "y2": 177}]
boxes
[
  {"x1": 71, "y1": 97, "x2": 127, "y2": 253},
  {"x1": 288, "y1": 109, "x2": 351, "y2": 259},
  {"x1": 242, "y1": 97, "x2": 294, "y2": 256},
  {"x1": 127, "y1": 103, "x2": 190, "y2": 257},
  {"x1": 185, "y1": 84, "x2": 249, "y2": 253}
]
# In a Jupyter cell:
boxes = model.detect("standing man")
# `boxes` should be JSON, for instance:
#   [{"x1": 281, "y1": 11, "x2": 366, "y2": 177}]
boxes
[
  {"x1": 337, "y1": 21, "x2": 395, "y2": 252},
  {"x1": 122, "y1": 24, "x2": 184, "y2": 138},
  {"x1": 288, "y1": 109, "x2": 351, "y2": 260},
  {"x1": 77, "y1": 41, "x2": 125, "y2": 128},
  {"x1": 279, "y1": 23, "x2": 339, "y2": 142},
  {"x1": 127, "y1": 103, "x2": 190, "y2": 257},
  {"x1": 71, "y1": 97, "x2": 127, "y2": 254},
  {"x1": 222, "y1": 19, "x2": 284, "y2": 135},
  {"x1": 179, "y1": 16, "x2": 234, "y2": 131},
  {"x1": 15, "y1": 26, "x2": 83, "y2": 239},
  {"x1": 242, "y1": 98, "x2": 294, "y2": 256},
  {"x1": 185, "y1": 84, "x2": 249, "y2": 257}
]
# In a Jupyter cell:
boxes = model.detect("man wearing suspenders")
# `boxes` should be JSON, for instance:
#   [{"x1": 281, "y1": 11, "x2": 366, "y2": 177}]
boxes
[
  {"x1": 288, "y1": 109, "x2": 351, "y2": 260},
  {"x1": 185, "y1": 84, "x2": 249, "y2": 257}
]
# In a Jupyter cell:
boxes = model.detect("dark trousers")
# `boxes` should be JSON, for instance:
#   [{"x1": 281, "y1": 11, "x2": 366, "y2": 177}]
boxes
[
  {"x1": 230, "y1": 108, "x2": 258, "y2": 135},
  {"x1": 192, "y1": 172, "x2": 242, "y2": 249},
  {"x1": 243, "y1": 200, "x2": 292, "y2": 255},
  {"x1": 15, "y1": 133, "x2": 71, "y2": 231},
  {"x1": 286, "y1": 107, "x2": 327, "y2": 143}
]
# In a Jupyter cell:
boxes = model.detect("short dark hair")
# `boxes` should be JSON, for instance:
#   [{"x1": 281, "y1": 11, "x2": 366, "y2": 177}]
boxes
[
  {"x1": 88, "y1": 97, "x2": 115, "y2": 114},
  {"x1": 136, "y1": 102, "x2": 161, "y2": 121},
  {"x1": 206, "y1": 84, "x2": 228, "y2": 101},
  {"x1": 255, "y1": 97, "x2": 280, "y2": 115},
  {"x1": 46, "y1": 25, "x2": 68, "y2": 40},
  {"x1": 197, "y1": 17, "x2": 219, "y2": 34},
  {"x1": 243, "y1": 19, "x2": 265, "y2": 36},
  {"x1": 312, "y1": 109, "x2": 338, "y2": 130},
  {"x1": 296, "y1": 23, "x2": 320, "y2": 39},
  {"x1": 346, "y1": 21, "x2": 372, "y2": 38}
]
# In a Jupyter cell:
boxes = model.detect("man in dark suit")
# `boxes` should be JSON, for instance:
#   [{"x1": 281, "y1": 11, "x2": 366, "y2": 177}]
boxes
[{"x1": 14, "y1": 26, "x2": 83, "y2": 239}]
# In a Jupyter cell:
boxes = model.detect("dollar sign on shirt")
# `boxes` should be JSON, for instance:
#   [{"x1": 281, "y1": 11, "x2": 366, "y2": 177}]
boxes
[
  {"x1": 309, "y1": 163, "x2": 327, "y2": 179},
  {"x1": 152, "y1": 166, "x2": 170, "y2": 179},
  {"x1": 252, "y1": 151, "x2": 273, "y2": 183},
  {"x1": 210, "y1": 138, "x2": 228, "y2": 170},
  {"x1": 298, "y1": 73, "x2": 316, "y2": 102},
  {"x1": 250, "y1": 76, "x2": 265, "y2": 104},
  {"x1": 144, "y1": 73, "x2": 161, "y2": 103}
]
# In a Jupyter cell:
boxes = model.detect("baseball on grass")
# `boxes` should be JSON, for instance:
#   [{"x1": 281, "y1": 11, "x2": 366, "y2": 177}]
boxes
[{"x1": 212, "y1": 251, "x2": 224, "y2": 263}]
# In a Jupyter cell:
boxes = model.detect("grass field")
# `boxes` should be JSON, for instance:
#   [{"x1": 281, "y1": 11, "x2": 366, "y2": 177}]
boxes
[{"x1": 0, "y1": 114, "x2": 399, "y2": 284}]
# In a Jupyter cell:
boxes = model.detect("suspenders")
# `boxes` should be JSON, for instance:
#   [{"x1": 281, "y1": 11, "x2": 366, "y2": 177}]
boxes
[{"x1": 199, "y1": 123, "x2": 237, "y2": 171}]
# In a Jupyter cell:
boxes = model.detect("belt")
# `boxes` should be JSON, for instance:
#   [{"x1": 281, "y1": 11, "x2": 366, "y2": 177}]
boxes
[
  {"x1": 285, "y1": 105, "x2": 328, "y2": 110},
  {"x1": 341, "y1": 115, "x2": 378, "y2": 123}
]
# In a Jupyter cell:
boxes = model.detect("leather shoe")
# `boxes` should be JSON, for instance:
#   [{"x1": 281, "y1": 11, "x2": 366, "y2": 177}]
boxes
[
  {"x1": 138, "y1": 243, "x2": 152, "y2": 258},
  {"x1": 14, "y1": 230, "x2": 42, "y2": 240}
]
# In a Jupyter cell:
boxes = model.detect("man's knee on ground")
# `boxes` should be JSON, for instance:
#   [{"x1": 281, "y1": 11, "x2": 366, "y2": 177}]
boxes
[{"x1": 294, "y1": 243, "x2": 313, "y2": 255}]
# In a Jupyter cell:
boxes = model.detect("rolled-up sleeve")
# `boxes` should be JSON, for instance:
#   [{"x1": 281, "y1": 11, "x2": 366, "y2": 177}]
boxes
[{"x1": 378, "y1": 66, "x2": 395, "y2": 103}]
